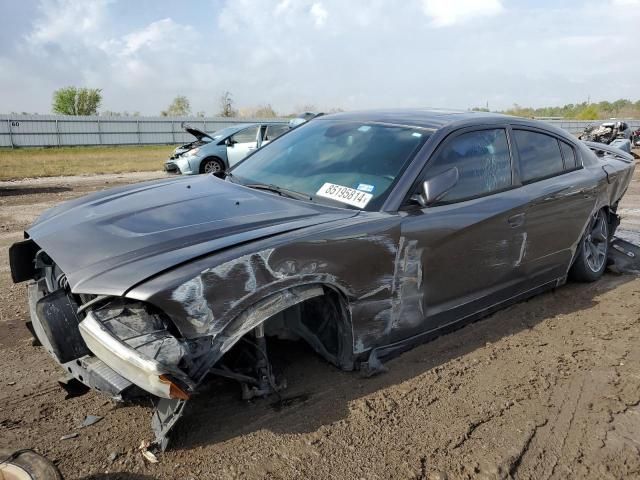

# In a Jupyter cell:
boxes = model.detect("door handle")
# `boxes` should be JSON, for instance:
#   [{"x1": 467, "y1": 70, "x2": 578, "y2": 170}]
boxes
[{"x1": 507, "y1": 213, "x2": 525, "y2": 228}]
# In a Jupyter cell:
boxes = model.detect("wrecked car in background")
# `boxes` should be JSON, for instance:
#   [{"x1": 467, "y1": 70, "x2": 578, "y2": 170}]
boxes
[
  {"x1": 9, "y1": 109, "x2": 636, "y2": 449},
  {"x1": 164, "y1": 122, "x2": 289, "y2": 175},
  {"x1": 633, "y1": 127, "x2": 640, "y2": 147},
  {"x1": 579, "y1": 121, "x2": 633, "y2": 152}
]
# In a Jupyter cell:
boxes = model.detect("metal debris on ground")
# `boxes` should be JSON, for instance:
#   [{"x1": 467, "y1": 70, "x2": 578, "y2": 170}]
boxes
[
  {"x1": 608, "y1": 238, "x2": 640, "y2": 274},
  {"x1": 80, "y1": 415, "x2": 103, "y2": 428}
]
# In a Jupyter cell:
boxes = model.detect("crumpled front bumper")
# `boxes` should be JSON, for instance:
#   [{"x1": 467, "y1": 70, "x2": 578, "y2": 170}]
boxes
[
  {"x1": 27, "y1": 283, "x2": 134, "y2": 397},
  {"x1": 79, "y1": 312, "x2": 189, "y2": 399},
  {"x1": 27, "y1": 283, "x2": 191, "y2": 400},
  {"x1": 164, "y1": 156, "x2": 196, "y2": 175},
  {"x1": 164, "y1": 161, "x2": 180, "y2": 173}
]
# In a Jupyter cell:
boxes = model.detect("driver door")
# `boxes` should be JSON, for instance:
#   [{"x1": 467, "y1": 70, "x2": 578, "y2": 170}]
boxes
[
  {"x1": 394, "y1": 127, "x2": 529, "y2": 340},
  {"x1": 226, "y1": 125, "x2": 261, "y2": 167}
]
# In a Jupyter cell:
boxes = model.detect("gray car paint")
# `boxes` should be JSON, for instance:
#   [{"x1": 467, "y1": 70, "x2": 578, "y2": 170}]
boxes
[
  {"x1": 25, "y1": 175, "x2": 357, "y2": 297},
  {"x1": 10, "y1": 109, "x2": 636, "y2": 447},
  {"x1": 21, "y1": 110, "x2": 636, "y2": 357}
]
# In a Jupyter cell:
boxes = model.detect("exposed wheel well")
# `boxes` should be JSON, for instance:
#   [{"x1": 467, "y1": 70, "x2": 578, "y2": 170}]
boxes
[
  {"x1": 212, "y1": 284, "x2": 355, "y2": 375},
  {"x1": 262, "y1": 286, "x2": 355, "y2": 370},
  {"x1": 204, "y1": 285, "x2": 355, "y2": 401}
]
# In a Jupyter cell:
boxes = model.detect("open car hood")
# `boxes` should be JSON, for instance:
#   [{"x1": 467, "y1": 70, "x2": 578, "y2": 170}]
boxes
[
  {"x1": 27, "y1": 176, "x2": 357, "y2": 296},
  {"x1": 184, "y1": 124, "x2": 213, "y2": 141}
]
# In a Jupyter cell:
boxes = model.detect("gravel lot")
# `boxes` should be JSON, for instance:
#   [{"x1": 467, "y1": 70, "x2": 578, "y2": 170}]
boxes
[{"x1": 1, "y1": 167, "x2": 639, "y2": 480}]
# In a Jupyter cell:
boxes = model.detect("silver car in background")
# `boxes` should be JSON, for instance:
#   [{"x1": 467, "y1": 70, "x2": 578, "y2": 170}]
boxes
[{"x1": 165, "y1": 123, "x2": 289, "y2": 175}]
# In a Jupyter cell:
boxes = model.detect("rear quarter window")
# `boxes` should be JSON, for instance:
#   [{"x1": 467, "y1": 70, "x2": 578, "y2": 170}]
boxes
[
  {"x1": 513, "y1": 130, "x2": 564, "y2": 183},
  {"x1": 559, "y1": 141, "x2": 579, "y2": 169}
]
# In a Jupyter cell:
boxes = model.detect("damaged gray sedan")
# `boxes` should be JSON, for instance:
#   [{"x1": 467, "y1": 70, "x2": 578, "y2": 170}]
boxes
[{"x1": 8, "y1": 110, "x2": 635, "y2": 449}]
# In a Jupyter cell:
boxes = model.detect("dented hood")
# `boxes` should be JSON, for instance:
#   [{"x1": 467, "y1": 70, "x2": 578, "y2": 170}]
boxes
[{"x1": 27, "y1": 175, "x2": 356, "y2": 296}]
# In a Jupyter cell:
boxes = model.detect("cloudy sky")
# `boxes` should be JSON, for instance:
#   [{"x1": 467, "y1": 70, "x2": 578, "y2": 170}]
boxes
[{"x1": 0, "y1": 0, "x2": 639, "y2": 115}]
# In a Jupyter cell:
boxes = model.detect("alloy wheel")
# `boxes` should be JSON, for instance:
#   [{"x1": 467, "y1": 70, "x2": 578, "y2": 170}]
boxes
[
  {"x1": 583, "y1": 211, "x2": 608, "y2": 273},
  {"x1": 204, "y1": 160, "x2": 221, "y2": 174}
]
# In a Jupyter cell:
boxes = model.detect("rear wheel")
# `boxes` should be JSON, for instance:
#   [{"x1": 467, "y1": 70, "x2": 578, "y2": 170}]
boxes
[
  {"x1": 569, "y1": 209, "x2": 609, "y2": 282},
  {"x1": 200, "y1": 158, "x2": 224, "y2": 175}
]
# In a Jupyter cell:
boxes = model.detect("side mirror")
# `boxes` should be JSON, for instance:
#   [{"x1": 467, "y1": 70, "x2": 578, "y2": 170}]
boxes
[
  {"x1": 225, "y1": 138, "x2": 235, "y2": 147},
  {"x1": 411, "y1": 167, "x2": 459, "y2": 207}
]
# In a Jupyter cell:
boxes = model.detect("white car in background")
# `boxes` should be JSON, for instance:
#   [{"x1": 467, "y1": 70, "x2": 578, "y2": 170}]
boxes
[{"x1": 165, "y1": 123, "x2": 289, "y2": 175}]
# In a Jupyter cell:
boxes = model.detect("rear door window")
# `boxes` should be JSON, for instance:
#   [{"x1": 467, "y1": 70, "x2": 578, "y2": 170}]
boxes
[
  {"x1": 513, "y1": 130, "x2": 564, "y2": 183},
  {"x1": 559, "y1": 141, "x2": 579, "y2": 170},
  {"x1": 424, "y1": 128, "x2": 512, "y2": 203}
]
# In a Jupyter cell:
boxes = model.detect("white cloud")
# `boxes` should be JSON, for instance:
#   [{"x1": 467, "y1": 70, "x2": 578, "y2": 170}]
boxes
[
  {"x1": 274, "y1": 0, "x2": 293, "y2": 15},
  {"x1": 27, "y1": 0, "x2": 111, "y2": 46},
  {"x1": 420, "y1": 0, "x2": 503, "y2": 27},
  {"x1": 103, "y1": 18, "x2": 197, "y2": 57},
  {"x1": 310, "y1": 2, "x2": 328, "y2": 27},
  {"x1": 2, "y1": 0, "x2": 640, "y2": 116}
]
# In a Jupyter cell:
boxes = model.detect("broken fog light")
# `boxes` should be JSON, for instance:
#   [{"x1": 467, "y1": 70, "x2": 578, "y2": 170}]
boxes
[{"x1": 78, "y1": 302, "x2": 191, "y2": 400}]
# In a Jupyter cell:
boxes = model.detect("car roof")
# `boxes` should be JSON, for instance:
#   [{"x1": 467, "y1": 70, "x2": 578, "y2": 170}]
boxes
[
  {"x1": 318, "y1": 108, "x2": 515, "y2": 130},
  {"x1": 216, "y1": 123, "x2": 255, "y2": 134}
]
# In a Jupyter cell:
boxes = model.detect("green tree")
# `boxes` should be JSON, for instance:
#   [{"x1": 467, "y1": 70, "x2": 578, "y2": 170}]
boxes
[
  {"x1": 161, "y1": 95, "x2": 191, "y2": 116},
  {"x1": 52, "y1": 87, "x2": 102, "y2": 115},
  {"x1": 575, "y1": 105, "x2": 600, "y2": 120}
]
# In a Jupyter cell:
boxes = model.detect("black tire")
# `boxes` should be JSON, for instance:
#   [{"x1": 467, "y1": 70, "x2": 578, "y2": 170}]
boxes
[
  {"x1": 199, "y1": 157, "x2": 224, "y2": 175},
  {"x1": 569, "y1": 209, "x2": 609, "y2": 282},
  {"x1": 0, "y1": 448, "x2": 63, "y2": 480}
]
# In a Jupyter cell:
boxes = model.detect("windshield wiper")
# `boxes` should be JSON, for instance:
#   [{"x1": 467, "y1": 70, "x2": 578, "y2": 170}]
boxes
[{"x1": 244, "y1": 183, "x2": 313, "y2": 201}]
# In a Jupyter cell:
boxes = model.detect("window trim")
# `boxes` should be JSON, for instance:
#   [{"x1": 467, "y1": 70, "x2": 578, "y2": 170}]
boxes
[
  {"x1": 402, "y1": 125, "x2": 516, "y2": 208},
  {"x1": 558, "y1": 139, "x2": 581, "y2": 173}
]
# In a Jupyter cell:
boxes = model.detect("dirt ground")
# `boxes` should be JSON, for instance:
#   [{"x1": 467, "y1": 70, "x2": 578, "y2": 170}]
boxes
[{"x1": 1, "y1": 166, "x2": 639, "y2": 480}]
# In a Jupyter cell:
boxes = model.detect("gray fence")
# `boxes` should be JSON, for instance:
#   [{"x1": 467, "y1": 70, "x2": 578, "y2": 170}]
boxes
[
  {"x1": 0, "y1": 114, "x2": 638, "y2": 148},
  {"x1": 543, "y1": 119, "x2": 640, "y2": 134},
  {"x1": 0, "y1": 115, "x2": 288, "y2": 148}
]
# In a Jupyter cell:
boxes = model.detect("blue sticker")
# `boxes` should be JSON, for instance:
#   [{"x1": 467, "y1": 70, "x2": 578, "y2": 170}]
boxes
[{"x1": 356, "y1": 183, "x2": 374, "y2": 193}]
